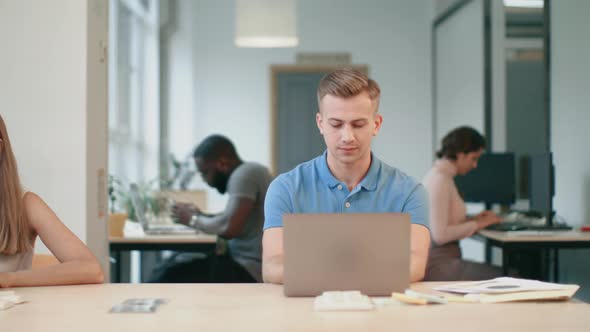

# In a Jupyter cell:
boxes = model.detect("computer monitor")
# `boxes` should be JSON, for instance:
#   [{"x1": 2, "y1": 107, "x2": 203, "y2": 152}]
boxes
[
  {"x1": 529, "y1": 152, "x2": 555, "y2": 226},
  {"x1": 454, "y1": 152, "x2": 516, "y2": 209}
]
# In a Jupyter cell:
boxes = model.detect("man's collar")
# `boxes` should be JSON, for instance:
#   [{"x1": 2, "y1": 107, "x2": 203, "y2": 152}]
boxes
[
  {"x1": 358, "y1": 154, "x2": 380, "y2": 191},
  {"x1": 317, "y1": 151, "x2": 380, "y2": 191},
  {"x1": 318, "y1": 151, "x2": 340, "y2": 188}
]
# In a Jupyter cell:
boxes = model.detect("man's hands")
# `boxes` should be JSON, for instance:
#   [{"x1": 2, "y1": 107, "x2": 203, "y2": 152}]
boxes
[
  {"x1": 474, "y1": 210, "x2": 502, "y2": 229},
  {"x1": 172, "y1": 203, "x2": 201, "y2": 225}
]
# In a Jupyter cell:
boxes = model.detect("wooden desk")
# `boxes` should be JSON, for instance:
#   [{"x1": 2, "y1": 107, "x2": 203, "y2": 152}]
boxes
[
  {"x1": 475, "y1": 230, "x2": 590, "y2": 281},
  {"x1": 109, "y1": 234, "x2": 217, "y2": 283},
  {"x1": 2, "y1": 283, "x2": 588, "y2": 332}
]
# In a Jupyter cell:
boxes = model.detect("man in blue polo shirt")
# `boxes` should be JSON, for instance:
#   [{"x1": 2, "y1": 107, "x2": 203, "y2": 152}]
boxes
[{"x1": 262, "y1": 69, "x2": 431, "y2": 284}]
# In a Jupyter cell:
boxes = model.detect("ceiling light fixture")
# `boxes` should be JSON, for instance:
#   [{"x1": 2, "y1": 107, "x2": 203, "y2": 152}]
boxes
[
  {"x1": 503, "y1": 0, "x2": 544, "y2": 8},
  {"x1": 235, "y1": 0, "x2": 299, "y2": 48}
]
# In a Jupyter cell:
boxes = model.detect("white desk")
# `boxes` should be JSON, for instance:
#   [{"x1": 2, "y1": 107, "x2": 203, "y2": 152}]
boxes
[
  {"x1": 478, "y1": 229, "x2": 590, "y2": 243},
  {"x1": 475, "y1": 230, "x2": 590, "y2": 281},
  {"x1": 109, "y1": 234, "x2": 217, "y2": 282},
  {"x1": 2, "y1": 283, "x2": 588, "y2": 332}
]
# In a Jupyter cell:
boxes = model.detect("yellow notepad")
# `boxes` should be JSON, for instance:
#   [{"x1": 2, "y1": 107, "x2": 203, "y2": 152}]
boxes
[{"x1": 391, "y1": 292, "x2": 428, "y2": 305}]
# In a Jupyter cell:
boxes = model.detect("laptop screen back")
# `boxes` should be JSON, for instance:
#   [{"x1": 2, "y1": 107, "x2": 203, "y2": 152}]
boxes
[
  {"x1": 283, "y1": 213, "x2": 410, "y2": 297},
  {"x1": 129, "y1": 183, "x2": 148, "y2": 230}
]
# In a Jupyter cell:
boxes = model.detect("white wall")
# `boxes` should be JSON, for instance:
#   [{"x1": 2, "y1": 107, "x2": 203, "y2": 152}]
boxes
[
  {"x1": 434, "y1": 0, "x2": 485, "y2": 145},
  {"x1": 433, "y1": 0, "x2": 506, "y2": 151},
  {"x1": 551, "y1": 0, "x2": 590, "y2": 300},
  {"x1": 0, "y1": 0, "x2": 109, "y2": 275},
  {"x1": 435, "y1": 0, "x2": 461, "y2": 15},
  {"x1": 490, "y1": 0, "x2": 506, "y2": 152},
  {"x1": 166, "y1": 0, "x2": 433, "y2": 212}
]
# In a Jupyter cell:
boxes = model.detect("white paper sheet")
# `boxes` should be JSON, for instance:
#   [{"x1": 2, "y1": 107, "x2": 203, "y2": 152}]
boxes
[{"x1": 434, "y1": 277, "x2": 578, "y2": 294}]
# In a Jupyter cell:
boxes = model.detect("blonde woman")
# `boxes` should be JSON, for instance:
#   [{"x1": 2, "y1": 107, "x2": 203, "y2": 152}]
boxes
[{"x1": 0, "y1": 115, "x2": 104, "y2": 288}]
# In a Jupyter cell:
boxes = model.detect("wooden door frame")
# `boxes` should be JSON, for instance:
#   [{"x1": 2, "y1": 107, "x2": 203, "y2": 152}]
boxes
[{"x1": 270, "y1": 65, "x2": 368, "y2": 175}]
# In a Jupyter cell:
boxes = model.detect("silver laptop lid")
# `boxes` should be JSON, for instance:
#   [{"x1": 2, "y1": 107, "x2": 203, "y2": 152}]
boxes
[
  {"x1": 283, "y1": 213, "x2": 411, "y2": 297},
  {"x1": 129, "y1": 183, "x2": 148, "y2": 230}
]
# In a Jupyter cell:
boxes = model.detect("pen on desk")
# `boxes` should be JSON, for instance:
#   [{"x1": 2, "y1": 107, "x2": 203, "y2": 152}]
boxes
[{"x1": 391, "y1": 292, "x2": 428, "y2": 305}]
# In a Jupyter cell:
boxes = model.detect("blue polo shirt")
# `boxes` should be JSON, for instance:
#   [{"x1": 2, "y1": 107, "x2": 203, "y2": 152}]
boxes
[{"x1": 263, "y1": 151, "x2": 429, "y2": 229}]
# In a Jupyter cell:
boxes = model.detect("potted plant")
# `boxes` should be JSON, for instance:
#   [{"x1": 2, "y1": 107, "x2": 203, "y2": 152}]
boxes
[{"x1": 107, "y1": 175, "x2": 128, "y2": 237}]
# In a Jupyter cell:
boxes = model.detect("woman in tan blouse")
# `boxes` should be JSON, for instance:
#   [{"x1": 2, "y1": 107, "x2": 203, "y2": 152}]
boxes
[
  {"x1": 0, "y1": 115, "x2": 103, "y2": 288},
  {"x1": 422, "y1": 127, "x2": 502, "y2": 281}
]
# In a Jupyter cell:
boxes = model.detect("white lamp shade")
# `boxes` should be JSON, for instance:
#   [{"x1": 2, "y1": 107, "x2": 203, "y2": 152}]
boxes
[
  {"x1": 503, "y1": 0, "x2": 544, "y2": 8},
  {"x1": 235, "y1": 0, "x2": 299, "y2": 48}
]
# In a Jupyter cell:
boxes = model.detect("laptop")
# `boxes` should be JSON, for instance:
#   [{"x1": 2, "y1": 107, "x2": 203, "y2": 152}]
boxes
[
  {"x1": 283, "y1": 213, "x2": 410, "y2": 297},
  {"x1": 129, "y1": 184, "x2": 197, "y2": 235}
]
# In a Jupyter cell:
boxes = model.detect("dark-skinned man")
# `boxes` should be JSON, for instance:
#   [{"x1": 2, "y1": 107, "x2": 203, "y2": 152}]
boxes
[{"x1": 150, "y1": 134, "x2": 272, "y2": 283}]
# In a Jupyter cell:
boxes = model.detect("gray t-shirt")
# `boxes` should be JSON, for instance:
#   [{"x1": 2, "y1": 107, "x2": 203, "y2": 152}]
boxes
[{"x1": 226, "y1": 162, "x2": 273, "y2": 282}]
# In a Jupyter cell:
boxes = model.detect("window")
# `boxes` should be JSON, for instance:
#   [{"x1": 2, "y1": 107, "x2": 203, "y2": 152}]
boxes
[
  {"x1": 109, "y1": 0, "x2": 160, "y2": 187},
  {"x1": 108, "y1": 0, "x2": 162, "y2": 283}
]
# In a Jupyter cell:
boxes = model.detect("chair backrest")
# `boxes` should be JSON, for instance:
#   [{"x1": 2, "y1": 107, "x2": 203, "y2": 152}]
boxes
[{"x1": 32, "y1": 254, "x2": 59, "y2": 269}]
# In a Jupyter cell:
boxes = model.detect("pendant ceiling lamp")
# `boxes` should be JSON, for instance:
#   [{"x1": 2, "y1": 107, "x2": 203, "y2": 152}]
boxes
[
  {"x1": 235, "y1": 0, "x2": 299, "y2": 48},
  {"x1": 503, "y1": 0, "x2": 544, "y2": 8}
]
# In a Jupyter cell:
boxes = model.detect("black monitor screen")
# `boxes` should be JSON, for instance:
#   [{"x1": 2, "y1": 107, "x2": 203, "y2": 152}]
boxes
[
  {"x1": 529, "y1": 152, "x2": 554, "y2": 224},
  {"x1": 454, "y1": 153, "x2": 516, "y2": 206}
]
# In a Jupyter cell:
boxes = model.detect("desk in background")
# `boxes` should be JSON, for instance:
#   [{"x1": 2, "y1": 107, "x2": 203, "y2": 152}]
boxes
[
  {"x1": 109, "y1": 233, "x2": 217, "y2": 283},
  {"x1": 475, "y1": 229, "x2": 590, "y2": 281},
  {"x1": 3, "y1": 283, "x2": 588, "y2": 331}
]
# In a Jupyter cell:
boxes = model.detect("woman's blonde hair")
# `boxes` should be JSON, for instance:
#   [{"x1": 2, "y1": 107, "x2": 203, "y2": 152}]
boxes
[{"x1": 0, "y1": 115, "x2": 31, "y2": 254}]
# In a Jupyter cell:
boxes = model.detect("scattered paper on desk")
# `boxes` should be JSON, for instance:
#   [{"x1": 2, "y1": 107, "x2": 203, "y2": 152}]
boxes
[
  {"x1": 434, "y1": 277, "x2": 580, "y2": 303},
  {"x1": 433, "y1": 278, "x2": 581, "y2": 303},
  {"x1": 434, "y1": 277, "x2": 579, "y2": 295},
  {"x1": 314, "y1": 291, "x2": 374, "y2": 311},
  {"x1": 123, "y1": 220, "x2": 145, "y2": 237},
  {"x1": 443, "y1": 294, "x2": 479, "y2": 303},
  {"x1": 0, "y1": 290, "x2": 25, "y2": 311},
  {"x1": 404, "y1": 289, "x2": 447, "y2": 304},
  {"x1": 466, "y1": 287, "x2": 580, "y2": 303},
  {"x1": 110, "y1": 298, "x2": 168, "y2": 313}
]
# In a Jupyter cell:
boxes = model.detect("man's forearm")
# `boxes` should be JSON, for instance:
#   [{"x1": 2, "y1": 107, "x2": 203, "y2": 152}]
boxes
[
  {"x1": 191, "y1": 213, "x2": 228, "y2": 235},
  {"x1": 410, "y1": 253, "x2": 427, "y2": 282},
  {"x1": 262, "y1": 255, "x2": 284, "y2": 284}
]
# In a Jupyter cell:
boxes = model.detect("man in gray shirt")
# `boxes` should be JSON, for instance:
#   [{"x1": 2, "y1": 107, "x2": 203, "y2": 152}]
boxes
[{"x1": 152, "y1": 135, "x2": 272, "y2": 282}]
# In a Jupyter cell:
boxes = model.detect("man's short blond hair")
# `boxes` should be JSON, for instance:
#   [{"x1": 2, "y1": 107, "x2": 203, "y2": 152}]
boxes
[{"x1": 317, "y1": 69, "x2": 381, "y2": 112}]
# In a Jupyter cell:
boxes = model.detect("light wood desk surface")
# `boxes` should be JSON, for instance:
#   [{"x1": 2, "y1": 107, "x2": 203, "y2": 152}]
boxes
[{"x1": 2, "y1": 283, "x2": 588, "y2": 332}]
